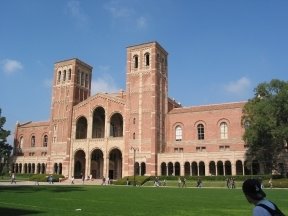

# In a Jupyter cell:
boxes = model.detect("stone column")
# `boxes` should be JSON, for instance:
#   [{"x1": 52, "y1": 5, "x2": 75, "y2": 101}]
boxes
[
  {"x1": 166, "y1": 165, "x2": 168, "y2": 176},
  {"x1": 231, "y1": 162, "x2": 236, "y2": 176}
]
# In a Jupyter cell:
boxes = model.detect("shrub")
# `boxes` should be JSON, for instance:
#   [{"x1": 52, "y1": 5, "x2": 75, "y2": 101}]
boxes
[{"x1": 113, "y1": 176, "x2": 151, "y2": 186}]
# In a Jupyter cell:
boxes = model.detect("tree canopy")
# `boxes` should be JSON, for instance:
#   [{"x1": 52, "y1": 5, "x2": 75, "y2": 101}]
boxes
[
  {"x1": 242, "y1": 79, "x2": 288, "y2": 174},
  {"x1": 0, "y1": 108, "x2": 13, "y2": 174}
]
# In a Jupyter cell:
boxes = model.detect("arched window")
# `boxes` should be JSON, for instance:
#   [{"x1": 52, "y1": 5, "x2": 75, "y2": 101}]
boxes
[
  {"x1": 133, "y1": 133, "x2": 136, "y2": 139},
  {"x1": 197, "y1": 124, "x2": 205, "y2": 140},
  {"x1": 81, "y1": 72, "x2": 85, "y2": 86},
  {"x1": 133, "y1": 55, "x2": 139, "y2": 68},
  {"x1": 133, "y1": 118, "x2": 136, "y2": 124},
  {"x1": 175, "y1": 126, "x2": 182, "y2": 141},
  {"x1": 57, "y1": 71, "x2": 61, "y2": 83},
  {"x1": 92, "y1": 107, "x2": 105, "y2": 138},
  {"x1": 31, "y1": 136, "x2": 35, "y2": 147},
  {"x1": 77, "y1": 70, "x2": 81, "y2": 84},
  {"x1": 110, "y1": 113, "x2": 123, "y2": 137},
  {"x1": 220, "y1": 122, "x2": 228, "y2": 139},
  {"x1": 68, "y1": 69, "x2": 72, "y2": 80},
  {"x1": 76, "y1": 117, "x2": 88, "y2": 139},
  {"x1": 63, "y1": 70, "x2": 66, "y2": 81},
  {"x1": 144, "y1": 52, "x2": 150, "y2": 66},
  {"x1": 19, "y1": 136, "x2": 24, "y2": 148},
  {"x1": 43, "y1": 135, "x2": 48, "y2": 147}
]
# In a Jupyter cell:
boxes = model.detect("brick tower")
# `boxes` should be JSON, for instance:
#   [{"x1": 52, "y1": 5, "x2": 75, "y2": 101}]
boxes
[
  {"x1": 48, "y1": 59, "x2": 93, "y2": 176},
  {"x1": 125, "y1": 42, "x2": 168, "y2": 176}
]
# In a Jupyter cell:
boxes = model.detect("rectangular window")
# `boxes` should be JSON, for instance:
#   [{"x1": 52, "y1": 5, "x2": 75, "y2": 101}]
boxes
[
  {"x1": 77, "y1": 70, "x2": 81, "y2": 84},
  {"x1": 219, "y1": 145, "x2": 230, "y2": 151},
  {"x1": 174, "y1": 148, "x2": 184, "y2": 153},
  {"x1": 196, "y1": 146, "x2": 206, "y2": 152}
]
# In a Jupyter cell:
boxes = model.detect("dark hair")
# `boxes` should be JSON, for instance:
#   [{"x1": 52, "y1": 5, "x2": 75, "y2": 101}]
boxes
[{"x1": 242, "y1": 179, "x2": 266, "y2": 200}]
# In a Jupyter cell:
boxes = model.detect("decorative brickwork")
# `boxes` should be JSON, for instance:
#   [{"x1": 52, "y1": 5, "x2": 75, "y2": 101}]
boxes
[{"x1": 12, "y1": 41, "x2": 272, "y2": 179}]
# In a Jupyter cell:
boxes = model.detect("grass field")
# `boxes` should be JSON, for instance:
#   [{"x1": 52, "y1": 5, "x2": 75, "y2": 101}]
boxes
[{"x1": 0, "y1": 185, "x2": 287, "y2": 216}]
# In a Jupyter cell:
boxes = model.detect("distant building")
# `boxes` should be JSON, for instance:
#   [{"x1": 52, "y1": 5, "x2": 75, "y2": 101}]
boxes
[{"x1": 11, "y1": 41, "x2": 287, "y2": 179}]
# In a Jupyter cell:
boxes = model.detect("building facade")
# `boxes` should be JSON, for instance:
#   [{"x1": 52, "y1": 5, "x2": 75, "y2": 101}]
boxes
[{"x1": 12, "y1": 41, "x2": 270, "y2": 179}]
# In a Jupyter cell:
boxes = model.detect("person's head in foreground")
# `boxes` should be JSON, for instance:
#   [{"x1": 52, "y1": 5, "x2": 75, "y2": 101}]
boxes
[{"x1": 242, "y1": 178, "x2": 266, "y2": 204}]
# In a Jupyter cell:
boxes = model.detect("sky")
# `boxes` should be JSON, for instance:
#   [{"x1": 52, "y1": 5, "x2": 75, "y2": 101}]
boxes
[{"x1": 1, "y1": 0, "x2": 288, "y2": 144}]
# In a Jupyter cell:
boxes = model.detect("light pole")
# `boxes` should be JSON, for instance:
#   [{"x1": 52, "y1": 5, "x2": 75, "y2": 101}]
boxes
[{"x1": 130, "y1": 146, "x2": 138, "y2": 186}]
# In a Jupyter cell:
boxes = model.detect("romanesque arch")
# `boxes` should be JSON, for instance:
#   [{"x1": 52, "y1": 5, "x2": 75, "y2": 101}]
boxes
[
  {"x1": 135, "y1": 162, "x2": 140, "y2": 175},
  {"x1": 209, "y1": 161, "x2": 216, "y2": 176},
  {"x1": 192, "y1": 161, "x2": 198, "y2": 176},
  {"x1": 76, "y1": 116, "x2": 88, "y2": 139},
  {"x1": 161, "y1": 162, "x2": 167, "y2": 176},
  {"x1": 225, "y1": 161, "x2": 232, "y2": 175},
  {"x1": 140, "y1": 162, "x2": 146, "y2": 176},
  {"x1": 184, "y1": 162, "x2": 190, "y2": 176},
  {"x1": 108, "y1": 148, "x2": 122, "y2": 179},
  {"x1": 175, "y1": 162, "x2": 180, "y2": 176},
  {"x1": 236, "y1": 160, "x2": 243, "y2": 175},
  {"x1": 199, "y1": 161, "x2": 205, "y2": 176},
  {"x1": 74, "y1": 149, "x2": 86, "y2": 178},
  {"x1": 110, "y1": 113, "x2": 123, "y2": 137},
  {"x1": 92, "y1": 107, "x2": 105, "y2": 138},
  {"x1": 217, "y1": 161, "x2": 224, "y2": 175},
  {"x1": 90, "y1": 148, "x2": 104, "y2": 179}
]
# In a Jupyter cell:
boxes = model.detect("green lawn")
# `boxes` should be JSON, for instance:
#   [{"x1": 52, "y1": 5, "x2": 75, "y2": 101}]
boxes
[{"x1": 0, "y1": 185, "x2": 287, "y2": 216}]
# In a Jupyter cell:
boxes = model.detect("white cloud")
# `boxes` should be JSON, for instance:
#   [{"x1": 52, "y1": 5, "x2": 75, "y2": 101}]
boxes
[
  {"x1": 91, "y1": 74, "x2": 119, "y2": 95},
  {"x1": 224, "y1": 77, "x2": 251, "y2": 96},
  {"x1": 1, "y1": 59, "x2": 23, "y2": 74},
  {"x1": 136, "y1": 16, "x2": 147, "y2": 29},
  {"x1": 66, "y1": 0, "x2": 87, "y2": 22},
  {"x1": 104, "y1": 1, "x2": 133, "y2": 18}
]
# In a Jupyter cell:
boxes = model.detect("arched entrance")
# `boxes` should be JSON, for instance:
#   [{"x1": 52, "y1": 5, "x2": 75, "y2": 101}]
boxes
[
  {"x1": 140, "y1": 162, "x2": 146, "y2": 176},
  {"x1": 217, "y1": 161, "x2": 224, "y2": 175},
  {"x1": 192, "y1": 161, "x2": 198, "y2": 176},
  {"x1": 225, "y1": 161, "x2": 232, "y2": 175},
  {"x1": 209, "y1": 161, "x2": 216, "y2": 176},
  {"x1": 175, "y1": 162, "x2": 180, "y2": 176},
  {"x1": 236, "y1": 160, "x2": 243, "y2": 175},
  {"x1": 168, "y1": 162, "x2": 173, "y2": 175},
  {"x1": 108, "y1": 148, "x2": 122, "y2": 180},
  {"x1": 184, "y1": 162, "x2": 190, "y2": 176},
  {"x1": 90, "y1": 149, "x2": 104, "y2": 179},
  {"x1": 199, "y1": 161, "x2": 205, "y2": 176},
  {"x1": 74, "y1": 150, "x2": 86, "y2": 178},
  {"x1": 161, "y1": 162, "x2": 167, "y2": 176}
]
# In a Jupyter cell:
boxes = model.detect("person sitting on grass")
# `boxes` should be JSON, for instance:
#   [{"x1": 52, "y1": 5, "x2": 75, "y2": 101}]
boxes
[{"x1": 242, "y1": 179, "x2": 285, "y2": 216}]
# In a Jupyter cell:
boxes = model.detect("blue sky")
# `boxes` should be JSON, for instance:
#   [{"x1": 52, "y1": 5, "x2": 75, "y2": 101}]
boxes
[{"x1": 1, "y1": 0, "x2": 288, "y2": 144}]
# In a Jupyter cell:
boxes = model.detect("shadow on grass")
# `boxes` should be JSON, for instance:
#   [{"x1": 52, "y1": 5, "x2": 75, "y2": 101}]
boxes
[
  {"x1": 0, "y1": 207, "x2": 44, "y2": 215},
  {"x1": 0, "y1": 185, "x2": 86, "y2": 193}
]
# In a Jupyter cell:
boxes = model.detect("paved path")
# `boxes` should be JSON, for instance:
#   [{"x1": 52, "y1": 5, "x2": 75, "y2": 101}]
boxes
[{"x1": 0, "y1": 179, "x2": 103, "y2": 186}]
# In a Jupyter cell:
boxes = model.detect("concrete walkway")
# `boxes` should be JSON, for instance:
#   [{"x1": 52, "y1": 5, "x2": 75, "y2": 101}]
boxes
[{"x1": 0, "y1": 179, "x2": 103, "y2": 186}]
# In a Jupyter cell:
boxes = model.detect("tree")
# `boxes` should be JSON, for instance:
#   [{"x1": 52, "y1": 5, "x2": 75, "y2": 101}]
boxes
[
  {"x1": 242, "y1": 79, "x2": 288, "y2": 175},
  {"x1": 0, "y1": 108, "x2": 13, "y2": 175}
]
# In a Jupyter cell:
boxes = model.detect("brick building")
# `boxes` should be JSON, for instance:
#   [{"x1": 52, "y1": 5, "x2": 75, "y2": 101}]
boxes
[{"x1": 12, "y1": 41, "x2": 265, "y2": 179}]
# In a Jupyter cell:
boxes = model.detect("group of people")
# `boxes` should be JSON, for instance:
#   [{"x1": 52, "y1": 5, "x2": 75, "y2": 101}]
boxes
[
  {"x1": 7, "y1": 172, "x2": 285, "y2": 215},
  {"x1": 226, "y1": 177, "x2": 236, "y2": 189},
  {"x1": 153, "y1": 176, "x2": 166, "y2": 187},
  {"x1": 177, "y1": 177, "x2": 187, "y2": 188}
]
